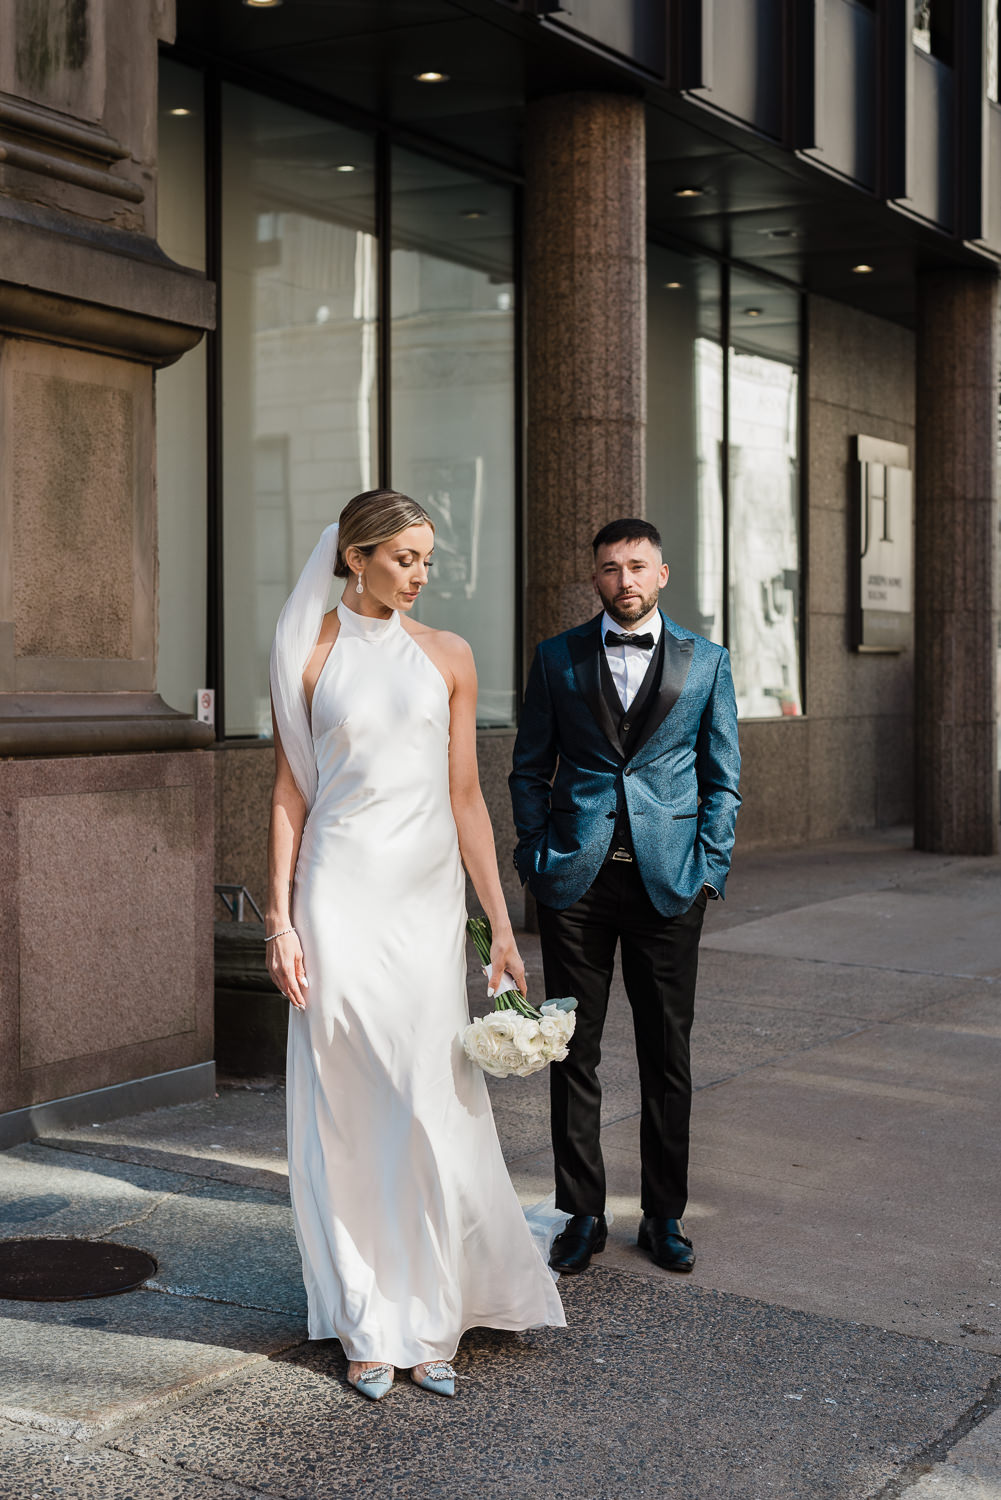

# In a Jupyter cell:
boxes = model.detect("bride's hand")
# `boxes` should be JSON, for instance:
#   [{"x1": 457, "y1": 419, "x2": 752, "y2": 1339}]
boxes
[
  {"x1": 488, "y1": 929, "x2": 528, "y2": 998},
  {"x1": 267, "y1": 930, "x2": 309, "y2": 1010}
]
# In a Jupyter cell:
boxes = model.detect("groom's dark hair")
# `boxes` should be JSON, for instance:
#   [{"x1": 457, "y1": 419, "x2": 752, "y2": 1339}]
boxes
[{"x1": 592, "y1": 517, "x2": 662, "y2": 555}]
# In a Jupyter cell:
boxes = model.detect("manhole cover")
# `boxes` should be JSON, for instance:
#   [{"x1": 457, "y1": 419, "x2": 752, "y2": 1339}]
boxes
[{"x1": 0, "y1": 1238, "x2": 157, "y2": 1302}]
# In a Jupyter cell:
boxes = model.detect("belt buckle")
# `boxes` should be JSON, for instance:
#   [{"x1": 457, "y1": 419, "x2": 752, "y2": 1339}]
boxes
[{"x1": 611, "y1": 849, "x2": 634, "y2": 863}]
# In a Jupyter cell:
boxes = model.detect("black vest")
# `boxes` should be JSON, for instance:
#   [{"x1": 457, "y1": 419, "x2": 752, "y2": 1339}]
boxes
[{"x1": 599, "y1": 632, "x2": 664, "y2": 855}]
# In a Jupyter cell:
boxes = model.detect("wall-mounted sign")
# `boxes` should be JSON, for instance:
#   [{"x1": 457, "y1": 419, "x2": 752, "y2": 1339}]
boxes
[{"x1": 852, "y1": 435, "x2": 912, "y2": 653}]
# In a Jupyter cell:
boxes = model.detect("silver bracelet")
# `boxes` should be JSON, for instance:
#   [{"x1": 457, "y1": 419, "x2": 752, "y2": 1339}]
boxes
[{"x1": 265, "y1": 926, "x2": 296, "y2": 944}]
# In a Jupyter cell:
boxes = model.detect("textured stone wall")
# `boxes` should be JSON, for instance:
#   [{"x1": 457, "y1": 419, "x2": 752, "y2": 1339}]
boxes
[
  {"x1": 0, "y1": 751, "x2": 214, "y2": 1114},
  {"x1": 737, "y1": 295, "x2": 917, "y2": 848}
]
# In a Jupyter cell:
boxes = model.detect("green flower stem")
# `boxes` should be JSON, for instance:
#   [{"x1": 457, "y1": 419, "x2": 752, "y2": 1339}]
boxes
[{"x1": 466, "y1": 915, "x2": 542, "y2": 1020}]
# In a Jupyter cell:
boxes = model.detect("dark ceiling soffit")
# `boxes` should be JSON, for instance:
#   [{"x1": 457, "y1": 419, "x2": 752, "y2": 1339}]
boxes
[
  {"x1": 167, "y1": 3, "x2": 1000, "y2": 290},
  {"x1": 452, "y1": 0, "x2": 666, "y2": 85},
  {"x1": 162, "y1": 38, "x2": 522, "y2": 189}
]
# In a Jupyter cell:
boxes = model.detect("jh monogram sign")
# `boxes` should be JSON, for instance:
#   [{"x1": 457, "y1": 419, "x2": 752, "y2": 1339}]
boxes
[{"x1": 853, "y1": 435, "x2": 912, "y2": 652}]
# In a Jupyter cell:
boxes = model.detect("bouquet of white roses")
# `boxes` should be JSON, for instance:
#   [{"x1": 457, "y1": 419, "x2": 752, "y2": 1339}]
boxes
[{"x1": 463, "y1": 917, "x2": 577, "y2": 1079}]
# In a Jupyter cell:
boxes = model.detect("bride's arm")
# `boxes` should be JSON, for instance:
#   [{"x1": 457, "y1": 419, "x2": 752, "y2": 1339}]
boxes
[
  {"x1": 444, "y1": 636, "x2": 529, "y2": 997},
  {"x1": 266, "y1": 717, "x2": 309, "y2": 1010}
]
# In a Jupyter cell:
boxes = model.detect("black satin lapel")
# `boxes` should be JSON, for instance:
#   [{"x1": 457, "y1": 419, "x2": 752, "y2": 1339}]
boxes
[
  {"x1": 568, "y1": 621, "x2": 623, "y2": 760},
  {"x1": 631, "y1": 630, "x2": 694, "y2": 757}
]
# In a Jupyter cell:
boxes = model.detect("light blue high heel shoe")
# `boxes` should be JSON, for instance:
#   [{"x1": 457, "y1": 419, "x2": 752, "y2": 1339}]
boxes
[
  {"x1": 411, "y1": 1360, "x2": 456, "y2": 1398},
  {"x1": 349, "y1": 1363, "x2": 394, "y2": 1401}
]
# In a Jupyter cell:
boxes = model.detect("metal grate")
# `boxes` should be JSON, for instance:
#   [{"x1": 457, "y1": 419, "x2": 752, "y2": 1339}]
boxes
[{"x1": 0, "y1": 1238, "x2": 157, "y2": 1301}]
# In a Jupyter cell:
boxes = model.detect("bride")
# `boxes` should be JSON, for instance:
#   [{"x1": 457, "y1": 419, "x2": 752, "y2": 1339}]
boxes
[{"x1": 266, "y1": 488, "x2": 565, "y2": 1401}]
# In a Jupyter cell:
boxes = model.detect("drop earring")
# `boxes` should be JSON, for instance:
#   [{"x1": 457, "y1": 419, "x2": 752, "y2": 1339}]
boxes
[{"x1": 355, "y1": 573, "x2": 364, "y2": 596}]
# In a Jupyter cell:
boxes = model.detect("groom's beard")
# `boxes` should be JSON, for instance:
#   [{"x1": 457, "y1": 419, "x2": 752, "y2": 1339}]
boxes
[{"x1": 597, "y1": 583, "x2": 661, "y2": 628}]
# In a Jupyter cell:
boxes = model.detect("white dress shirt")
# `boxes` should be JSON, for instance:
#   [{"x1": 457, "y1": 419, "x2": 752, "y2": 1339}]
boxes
[{"x1": 601, "y1": 609, "x2": 662, "y2": 711}]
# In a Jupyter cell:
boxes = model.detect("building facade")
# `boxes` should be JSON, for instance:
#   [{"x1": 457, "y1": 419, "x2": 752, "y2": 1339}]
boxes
[{"x1": 1, "y1": 0, "x2": 998, "y2": 1141}]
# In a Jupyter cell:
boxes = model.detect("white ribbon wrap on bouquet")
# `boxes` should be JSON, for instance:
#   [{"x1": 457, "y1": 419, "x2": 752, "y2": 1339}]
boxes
[
  {"x1": 269, "y1": 522, "x2": 340, "y2": 811},
  {"x1": 482, "y1": 965, "x2": 519, "y2": 1000}
]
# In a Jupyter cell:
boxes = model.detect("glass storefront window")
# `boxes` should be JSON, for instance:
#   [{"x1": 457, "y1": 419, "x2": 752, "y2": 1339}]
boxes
[
  {"x1": 647, "y1": 247, "x2": 724, "y2": 643},
  {"x1": 727, "y1": 272, "x2": 802, "y2": 719},
  {"x1": 156, "y1": 58, "x2": 207, "y2": 717},
  {"x1": 221, "y1": 86, "x2": 378, "y2": 736},
  {"x1": 390, "y1": 148, "x2": 517, "y2": 727}
]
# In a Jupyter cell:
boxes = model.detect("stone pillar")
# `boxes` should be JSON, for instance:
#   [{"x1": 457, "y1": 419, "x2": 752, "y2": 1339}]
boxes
[
  {"x1": 0, "y1": 0, "x2": 217, "y2": 1140},
  {"x1": 914, "y1": 269, "x2": 999, "y2": 854},
  {"x1": 524, "y1": 92, "x2": 646, "y2": 648}
]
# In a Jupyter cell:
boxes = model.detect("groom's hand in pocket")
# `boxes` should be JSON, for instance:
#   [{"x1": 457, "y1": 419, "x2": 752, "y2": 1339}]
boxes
[{"x1": 269, "y1": 932, "x2": 309, "y2": 1010}]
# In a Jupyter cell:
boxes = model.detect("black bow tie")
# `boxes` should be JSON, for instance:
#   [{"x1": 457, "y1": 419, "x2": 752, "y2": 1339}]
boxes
[{"x1": 605, "y1": 630, "x2": 655, "y2": 650}]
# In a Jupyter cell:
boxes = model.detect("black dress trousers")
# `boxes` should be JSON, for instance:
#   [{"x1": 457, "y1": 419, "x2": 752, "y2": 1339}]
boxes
[{"x1": 537, "y1": 859, "x2": 706, "y2": 1220}]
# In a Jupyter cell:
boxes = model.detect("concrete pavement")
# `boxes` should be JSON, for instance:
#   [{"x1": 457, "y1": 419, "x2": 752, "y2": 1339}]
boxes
[{"x1": 1, "y1": 828, "x2": 999, "y2": 1497}]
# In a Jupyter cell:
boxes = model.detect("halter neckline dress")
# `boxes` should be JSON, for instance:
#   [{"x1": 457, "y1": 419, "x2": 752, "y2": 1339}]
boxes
[{"x1": 286, "y1": 599, "x2": 565, "y2": 1365}]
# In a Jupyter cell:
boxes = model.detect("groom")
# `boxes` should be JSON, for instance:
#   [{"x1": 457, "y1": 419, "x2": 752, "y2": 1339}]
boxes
[{"x1": 510, "y1": 518, "x2": 741, "y2": 1275}]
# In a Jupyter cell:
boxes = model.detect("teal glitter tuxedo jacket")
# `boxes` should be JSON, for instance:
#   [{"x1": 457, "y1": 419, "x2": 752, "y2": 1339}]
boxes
[{"x1": 510, "y1": 611, "x2": 742, "y2": 917}]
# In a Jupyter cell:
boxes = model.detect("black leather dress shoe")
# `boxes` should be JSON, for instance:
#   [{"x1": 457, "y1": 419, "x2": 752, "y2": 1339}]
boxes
[
  {"x1": 549, "y1": 1213, "x2": 607, "y2": 1274},
  {"x1": 637, "y1": 1216, "x2": 696, "y2": 1272}
]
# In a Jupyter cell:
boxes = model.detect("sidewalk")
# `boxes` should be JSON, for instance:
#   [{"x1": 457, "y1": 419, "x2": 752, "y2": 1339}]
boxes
[{"x1": 1, "y1": 829, "x2": 999, "y2": 1499}]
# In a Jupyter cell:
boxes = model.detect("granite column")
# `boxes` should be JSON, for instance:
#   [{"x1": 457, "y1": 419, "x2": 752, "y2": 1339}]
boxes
[
  {"x1": 914, "y1": 269, "x2": 999, "y2": 853},
  {"x1": 523, "y1": 92, "x2": 646, "y2": 648}
]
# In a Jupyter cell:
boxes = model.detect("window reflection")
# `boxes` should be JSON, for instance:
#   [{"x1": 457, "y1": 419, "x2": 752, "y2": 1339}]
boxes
[
  {"x1": 391, "y1": 148, "x2": 516, "y2": 727},
  {"x1": 221, "y1": 87, "x2": 378, "y2": 736},
  {"x1": 647, "y1": 248, "x2": 723, "y2": 642},
  {"x1": 913, "y1": 0, "x2": 953, "y2": 63},
  {"x1": 727, "y1": 276, "x2": 802, "y2": 719}
]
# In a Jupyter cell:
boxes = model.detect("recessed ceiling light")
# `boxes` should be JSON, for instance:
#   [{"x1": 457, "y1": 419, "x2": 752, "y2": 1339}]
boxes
[
  {"x1": 414, "y1": 71, "x2": 449, "y2": 83},
  {"x1": 460, "y1": 209, "x2": 487, "y2": 220},
  {"x1": 674, "y1": 186, "x2": 704, "y2": 198},
  {"x1": 765, "y1": 227, "x2": 799, "y2": 240},
  {"x1": 335, "y1": 164, "x2": 356, "y2": 173},
  {"x1": 664, "y1": 281, "x2": 683, "y2": 290},
  {"x1": 744, "y1": 307, "x2": 763, "y2": 317},
  {"x1": 167, "y1": 107, "x2": 192, "y2": 117},
  {"x1": 852, "y1": 263, "x2": 874, "y2": 274},
  {"x1": 243, "y1": 0, "x2": 282, "y2": 7}
]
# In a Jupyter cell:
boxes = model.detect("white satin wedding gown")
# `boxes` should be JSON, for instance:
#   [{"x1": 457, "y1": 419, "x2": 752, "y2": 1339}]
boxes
[{"x1": 286, "y1": 599, "x2": 565, "y2": 1367}]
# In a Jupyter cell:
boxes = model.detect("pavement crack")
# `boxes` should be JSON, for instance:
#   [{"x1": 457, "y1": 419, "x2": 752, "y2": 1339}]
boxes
[
  {"x1": 94, "y1": 1191, "x2": 174, "y2": 1239},
  {"x1": 693, "y1": 1020, "x2": 874, "y2": 1094},
  {"x1": 708, "y1": 949, "x2": 997, "y2": 984},
  {"x1": 142, "y1": 1280, "x2": 303, "y2": 1322},
  {"x1": 865, "y1": 1372, "x2": 1001, "y2": 1499},
  {"x1": 107, "y1": 1447, "x2": 272, "y2": 1498}
]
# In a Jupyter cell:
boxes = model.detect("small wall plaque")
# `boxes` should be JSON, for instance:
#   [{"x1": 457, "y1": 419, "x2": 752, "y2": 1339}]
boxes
[
  {"x1": 196, "y1": 689, "x2": 215, "y2": 727},
  {"x1": 852, "y1": 436, "x2": 912, "y2": 653}
]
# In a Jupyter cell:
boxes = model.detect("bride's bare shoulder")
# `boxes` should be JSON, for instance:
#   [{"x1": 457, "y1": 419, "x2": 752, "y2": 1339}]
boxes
[
  {"x1": 402, "y1": 617, "x2": 470, "y2": 654},
  {"x1": 401, "y1": 619, "x2": 473, "y2": 688}
]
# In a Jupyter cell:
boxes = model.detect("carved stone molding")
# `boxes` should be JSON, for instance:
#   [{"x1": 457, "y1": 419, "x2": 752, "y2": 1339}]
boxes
[
  {"x1": 0, "y1": 280, "x2": 205, "y2": 365},
  {"x1": 0, "y1": 91, "x2": 128, "y2": 162},
  {"x1": 0, "y1": 692, "x2": 215, "y2": 754},
  {"x1": 0, "y1": 210, "x2": 214, "y2": 366},
  {"x1": 0, "y1": 136, "x2": 143, "y2": 202}
]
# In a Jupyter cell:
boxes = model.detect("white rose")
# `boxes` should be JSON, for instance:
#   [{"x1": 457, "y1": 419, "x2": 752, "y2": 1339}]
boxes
[
  {"x1": 463, "y1": 1017, "x2": 511, "y2": 1077},
  {"x1": 487, "y1": 1013, "x2": 532, "y2": 1075}
]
